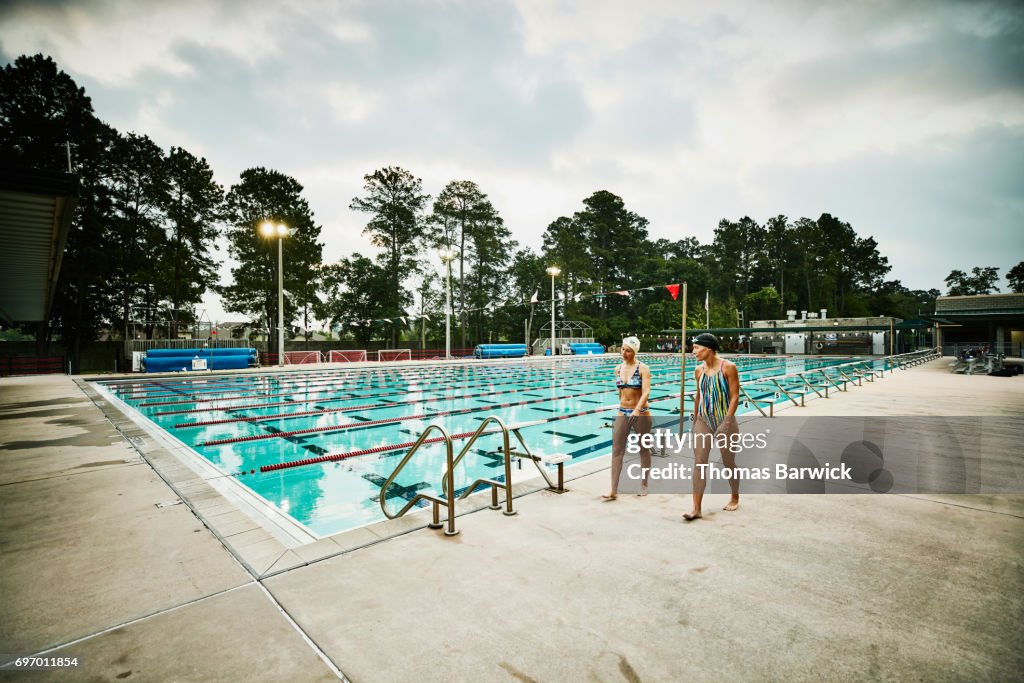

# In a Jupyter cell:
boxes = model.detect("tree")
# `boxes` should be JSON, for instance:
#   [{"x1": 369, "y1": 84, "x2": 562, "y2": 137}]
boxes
[
  {"x1": 541, "y1": 190, "x2": 650, "y2": 333},
  {"x1": 0, "y1": 54, "x2": 96, "y2": 172},
  {"x1": 1006, "y1": 261, "x2": 1024, "y2": 293},
  {"x1": 575, "y1": 190, "x2": 650, "y2": 294},
  {"x1": 867, "y1": 281, "x2": 940, "y2": 320},
  {"x1": 316, "y1": 255, "x2": 393, "y2": 345},
  {"x1": 945, "y1": 266, "x2": 1000, "y2": 295},
  {"x1": 741, "y1": 286, "x2": 783, "y2": 322},
  {"x1": 221, "y1": 168, "x2": 324, "y2": 355},
  {"x1": 710, "y1": 216, "x2": 764, "y2": 304},
  {"x1": 159, "y1": 147, "x2": 223, "y2": 336},
  {"x1": 506, "y1": 248, "x2": 546, "y2": 345},
  {"x1": 429, "y1": 180, "x2": 507, "y2": 346},
  {"x1": 760, "y1": 215, "x2": 793, "y2": 314},
  {"x1": 410, "y1": 271, "x2": 444, "y2": 348},
  {"x1": 350, "y1": 167, "x2": 430, "y2": 346},
  {"x1": 465, "y1": 213, "x2": 516, "y2": 344},
  {"x1": 106, "y1": 132, "x2": 170, "y2": 340}
]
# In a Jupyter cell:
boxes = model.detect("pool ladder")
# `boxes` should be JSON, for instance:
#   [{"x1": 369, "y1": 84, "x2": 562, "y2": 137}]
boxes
[{"x1": 379, "y1": 415, "x2": 569, "y2": 537}]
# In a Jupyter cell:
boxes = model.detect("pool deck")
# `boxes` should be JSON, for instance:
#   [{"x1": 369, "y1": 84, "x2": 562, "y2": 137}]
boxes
[{"x1": 1, "y1": 358, "x2": 1022, "y2": 681}]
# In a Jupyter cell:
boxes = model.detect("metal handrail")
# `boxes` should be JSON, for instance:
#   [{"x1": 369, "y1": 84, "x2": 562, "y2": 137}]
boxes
[
  {"x1": 730, "y1": 349, "x2": 937, "y2": 418},
  {"x1": 379, "y1": 423, "x2": 459, "y2": 536},
  {"x1": 509, "y1": 426, "x2": 568, "y2": 491},
  {"x1": 770, "y1": 378, "x2": 803, "y2": 407},
  {"x1": 745, "y1": 350, "x2": 928, "y2": 385},
  {"x1": 441, "y1": 416, "x2": 516, "y2": 516},
  {"x1": 835, "y1": 367, "x2": 861, "y2": 387},
  {"x1": 798, "y1": 372, "x2": 825, "y2": 398},
  {"x1": 738, "y1": 385, "x2": 774, "y2": 417},
  {"x1": 814, "y1": 367, "x2": 846, "y2": 392}
]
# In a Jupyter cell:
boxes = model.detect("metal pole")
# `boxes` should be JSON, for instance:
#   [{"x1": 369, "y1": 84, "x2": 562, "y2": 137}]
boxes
[
  {"x1": 889, "y1": 318, "x2": 894, "y2": 370},
  {"x1": 680, "y1": 281, "x2": 687, "y2": 432},
  {"x1": 277, "y1": 236, "x2": 284, "y2": 367},
  {"x1": 444, "y1": 437, "x2": 458, "y2": 536},
  {"x1": 550, "y1": 274, "x2": 556, "y2": 357},
  {"x1": 445, "y1": 260, "x2": 452, "y2": 360}
]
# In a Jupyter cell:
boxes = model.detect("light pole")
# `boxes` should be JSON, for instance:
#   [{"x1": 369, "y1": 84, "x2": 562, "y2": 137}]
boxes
[
  {"x1": 438, "y1": 248, "x2": 457, "y2": 360},
  {"x1": 546, "y1": 266, "x2": 561, "y2": 356},
  {"x1": 260, "y1": 220, "x2": 289, "y2": 366}
]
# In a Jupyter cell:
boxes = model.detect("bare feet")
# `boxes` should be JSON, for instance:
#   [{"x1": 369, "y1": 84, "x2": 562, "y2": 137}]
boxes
[
  {"x1": 636, "y1": 486, "x2": 648, "y2": 497},
  {"x1": 723, "y1": 498, "x2": 739, "y2": 511},
  {"x1": 601, "y1": 493, "x2": 617, "y2": 501},
  {"x1": 683, "y1": 511, "x2": 702, "y2": 521}
]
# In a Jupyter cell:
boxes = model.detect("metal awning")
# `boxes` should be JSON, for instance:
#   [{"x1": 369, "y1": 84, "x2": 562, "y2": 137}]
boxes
[{"x1": 0, "y1": 164, "x2": 79, "y2": 324}]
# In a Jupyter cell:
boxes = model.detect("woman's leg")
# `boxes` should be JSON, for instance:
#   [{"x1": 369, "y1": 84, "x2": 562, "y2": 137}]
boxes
[
  {"x1": 605, "y1": 414, "x2": 630, "y2": 499},
  {"x1": 635, "y1": 414, "x2": 653, "y2": 494},
  {"x1": 718, "y1": 416, "x2": 740, "y2": 510},
  {"x1": 686, "y1": 416, "x2": 714, "y2": 519}
]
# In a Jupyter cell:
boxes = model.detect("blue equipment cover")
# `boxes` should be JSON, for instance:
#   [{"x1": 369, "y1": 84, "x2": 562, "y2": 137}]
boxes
[{"x1": 473, "y1": 344, "x2": 529, "y2": 359}]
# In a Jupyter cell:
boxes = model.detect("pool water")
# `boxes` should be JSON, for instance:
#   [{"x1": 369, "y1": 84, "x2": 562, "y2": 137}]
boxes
[{"x1": 96, "y1": 354, "x2": 881, "y2": 537}]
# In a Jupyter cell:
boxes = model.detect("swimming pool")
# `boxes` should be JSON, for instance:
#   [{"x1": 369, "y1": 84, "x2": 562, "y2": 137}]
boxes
[{"x1": 96, "y1": 354, "x2": 885, "y2": 538}]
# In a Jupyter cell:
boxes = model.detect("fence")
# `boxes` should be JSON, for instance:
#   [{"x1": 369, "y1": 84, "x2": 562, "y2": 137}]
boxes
[
  {"x1": 0, "y1": 356, "x2": 67, "y2": 377},
  {"x1": 943, "y1": 341, "x2": 1022, "y2": 358},
  {"x1": 125, "y1": 339, "x2": 261, "y2": 357},
  {"x1": 258, "y1": 348, "x2": 478, "y2": 366}
]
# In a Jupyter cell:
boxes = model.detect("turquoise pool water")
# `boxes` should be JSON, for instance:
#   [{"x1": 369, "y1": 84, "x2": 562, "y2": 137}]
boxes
[{"x1": 97, "y1": 354, "x2": 883, "y2": 537}]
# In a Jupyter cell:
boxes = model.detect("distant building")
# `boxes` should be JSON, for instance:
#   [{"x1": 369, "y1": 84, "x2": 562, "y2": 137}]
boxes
[
  {"x1": 934, "y1": 293, "x2": 1024, "y2": 356},
  {"x1": 662, "y1": 309, "x2": 927, "y2": 356},
  {"x1": 748, "y1": 310, "x2": 903, "y2": 355}
]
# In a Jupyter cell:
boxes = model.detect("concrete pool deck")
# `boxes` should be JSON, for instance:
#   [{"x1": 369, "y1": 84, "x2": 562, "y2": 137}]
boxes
[{"x1": 1, "y1": 358, "x2": 1022, "y2": 681}]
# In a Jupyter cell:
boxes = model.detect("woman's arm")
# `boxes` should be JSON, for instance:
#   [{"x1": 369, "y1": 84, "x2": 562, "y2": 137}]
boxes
[
  {"x1": 691, "y1": 366, "x2": 702, "y2": 420},
  {"x1": 632, "y1": 363, "x2": 652, "y2": 415},
  {"x1": 724, "y1": 361, "x2": 741, "y2": 417}
]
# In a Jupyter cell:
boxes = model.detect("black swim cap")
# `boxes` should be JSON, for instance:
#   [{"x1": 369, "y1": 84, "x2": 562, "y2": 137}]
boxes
[{"x1": 692, "y1": 333, "x2": 720, "y2": 352}]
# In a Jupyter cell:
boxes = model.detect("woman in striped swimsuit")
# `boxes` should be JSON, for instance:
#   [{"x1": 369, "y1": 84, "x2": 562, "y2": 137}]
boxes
[
  {"x1": 602, "y1": 336, "x2": 652, "y2": 500},
  {"x1": 684, "y1": 333, "x2": 741, "y2": 521}
]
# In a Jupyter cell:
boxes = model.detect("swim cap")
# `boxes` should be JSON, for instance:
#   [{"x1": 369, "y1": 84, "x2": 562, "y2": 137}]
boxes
[
  {"x1": 692, "y1": 332, "x2": 720, "y2": 352},
  {"x1": 621, "y1": 336, "x2": 641, "y2": 353}
]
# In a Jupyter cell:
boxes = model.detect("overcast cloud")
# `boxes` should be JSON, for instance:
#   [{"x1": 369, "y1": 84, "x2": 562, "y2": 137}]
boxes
[{"x1": 2, "y1": 0, "x2": 1022, "y2": 321}]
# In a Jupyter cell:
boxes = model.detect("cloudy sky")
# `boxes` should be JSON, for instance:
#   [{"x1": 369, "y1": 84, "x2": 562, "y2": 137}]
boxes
[{"x1": 2, "y1": 0, "x2": 1022, "y2": 321}]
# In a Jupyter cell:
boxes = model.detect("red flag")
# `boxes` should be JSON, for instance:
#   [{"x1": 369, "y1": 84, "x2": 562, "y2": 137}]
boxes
[{"x1": 666, "y1": 284, "x2": 679, "y2": 300}]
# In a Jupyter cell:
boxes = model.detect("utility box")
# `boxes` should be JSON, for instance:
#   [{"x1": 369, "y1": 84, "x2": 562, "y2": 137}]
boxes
[
  {"x1": 872, "y1": 332, "x2": 886, "y2": 355},
  {"x1": 785, "y1": 333, "x2": 805, "y2": 354}
]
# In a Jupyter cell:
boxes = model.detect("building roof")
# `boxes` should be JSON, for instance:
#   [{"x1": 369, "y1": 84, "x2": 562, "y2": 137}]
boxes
[
  {"x1": 935, "y1": 293, "x2": 1024, "y2": 316},
  {"x1": 658, "y1": 320, "x2": 929, "y2": 336},
  {"x1": 0, "y1": 163, "x2": 79, "y2": 324}
]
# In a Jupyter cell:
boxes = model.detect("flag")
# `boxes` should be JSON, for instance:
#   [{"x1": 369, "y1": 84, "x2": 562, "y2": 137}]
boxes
[
  {"x1": 666, "y1": 284, "x2": 680, "y2": 300},
  {"x1": 704, "y1": 291, "x2": 709, "y2": 311},
  {"x1": 530, "y1": 291, "x2": 538, "y2": 304}
]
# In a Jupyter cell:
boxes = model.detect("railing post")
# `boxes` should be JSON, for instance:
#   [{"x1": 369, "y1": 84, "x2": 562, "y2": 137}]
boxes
[
  {"x1": 429, "y1": 501, "x2": 442, "y2": 529},
  {"x1": 442, "y1": 436, "x2": 458, "y2": 536},
  {"x1": 501, "y1": 427, "x2": 516, "y2": 516}
]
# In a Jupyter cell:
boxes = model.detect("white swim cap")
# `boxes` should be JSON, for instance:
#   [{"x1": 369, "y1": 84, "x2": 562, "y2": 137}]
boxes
[{"x1": 621, "y1": 336, "x2": 641, "y2": 353}]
